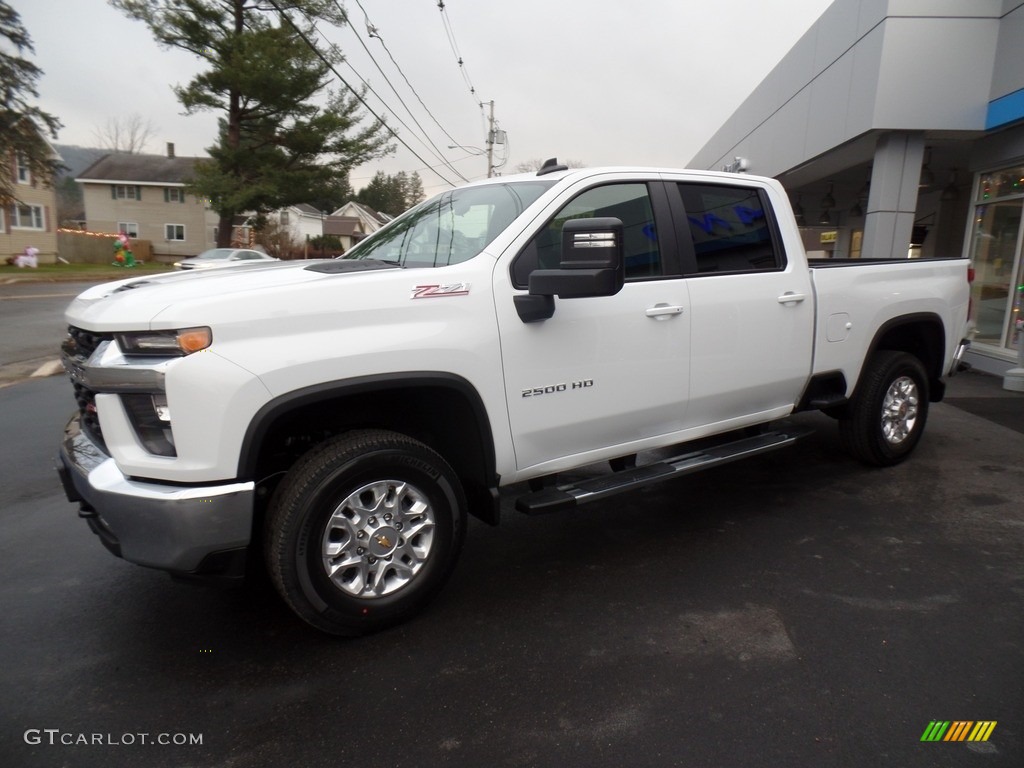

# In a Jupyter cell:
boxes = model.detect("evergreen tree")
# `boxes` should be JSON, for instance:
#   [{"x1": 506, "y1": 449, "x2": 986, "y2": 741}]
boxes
[
  {"x1": 355, "y1": 170, "x2": 426, "y2": 216},
  {"x1": 354, "y1": 171, "x2": 403, "y2": 216},
  {"x1": 404, "y1": 171, "x2": 425, "y2": 208},
  {"x1": 0, "y1": 1, "x2": 63, "y2": 206},
  {"x1": 113, "y1": 0, "x2": 392, "y2": 246}
]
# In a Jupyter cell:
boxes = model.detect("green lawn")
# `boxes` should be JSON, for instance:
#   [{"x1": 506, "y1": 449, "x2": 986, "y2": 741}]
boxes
[{"x1": 1, "y1": 261, "x2": 176, "y2": 282}]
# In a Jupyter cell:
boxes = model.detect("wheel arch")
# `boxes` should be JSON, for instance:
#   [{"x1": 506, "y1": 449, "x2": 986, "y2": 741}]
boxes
[
  {"x1": 239, "y1": 373, "x2": 501, "y2": 525},
  {"x1": 860, "y1": 313, "x2": 947, "y2": 402}
]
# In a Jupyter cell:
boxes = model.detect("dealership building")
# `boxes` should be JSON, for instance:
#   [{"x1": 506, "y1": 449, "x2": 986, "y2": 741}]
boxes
[{"x1": 690, "y1": 0, "x2": 1024, "y2": 374}]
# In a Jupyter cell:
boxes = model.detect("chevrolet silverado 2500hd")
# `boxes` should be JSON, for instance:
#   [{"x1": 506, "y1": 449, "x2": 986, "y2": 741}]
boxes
[{"x1": 58, "y1": 162, "x2": 970, "y2": 635}]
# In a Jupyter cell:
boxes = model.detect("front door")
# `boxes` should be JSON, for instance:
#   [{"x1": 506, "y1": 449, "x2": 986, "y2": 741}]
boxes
[{"x1": 494, "y1": 180, "x2": 691, "y2": 474}]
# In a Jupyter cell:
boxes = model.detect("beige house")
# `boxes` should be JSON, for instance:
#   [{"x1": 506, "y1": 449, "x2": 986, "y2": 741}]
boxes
[
  {"x1": 2, "y1": 147, "x2": 60, "y2": 264},
  {"x1": 77, "y1": 144, "x2": 218, "y2": 260}
]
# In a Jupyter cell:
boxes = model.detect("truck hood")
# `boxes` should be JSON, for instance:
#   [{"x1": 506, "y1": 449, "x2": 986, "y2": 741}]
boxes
[{"x1": 65, "y1": 259, "x2": 399, "y2": 330}]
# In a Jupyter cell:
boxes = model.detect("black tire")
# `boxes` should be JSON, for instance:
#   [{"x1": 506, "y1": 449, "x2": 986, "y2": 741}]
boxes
[
  {"x1": 265, "y1": 429, "x2": 466, "y2": 636},
  {"x1": 839, "y1": 351, "x2": 930, "y2": 467}
]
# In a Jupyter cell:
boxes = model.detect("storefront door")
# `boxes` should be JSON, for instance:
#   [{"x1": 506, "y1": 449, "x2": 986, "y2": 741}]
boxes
[{"x1": 968, "y1": 166, "x2": 1024, "y2": 356}]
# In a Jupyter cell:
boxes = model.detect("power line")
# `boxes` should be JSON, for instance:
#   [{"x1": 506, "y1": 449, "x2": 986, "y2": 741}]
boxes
[
  {"x1": 352, "y1": 0, "x2": 467, "y2": 154},
  {"x1": 338, "y1": 0, "x2": 469, "y2": 182},
  {"x1": 435, "y1": 0, "x2": 482, "y2": 110},
  {"x1": 266, "y1": 0, "x2": 460, "y2": 188}
]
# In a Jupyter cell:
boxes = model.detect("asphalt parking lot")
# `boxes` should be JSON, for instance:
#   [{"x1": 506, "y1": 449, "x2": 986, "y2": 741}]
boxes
[{"x1": 1, "y1": 369, "x2": 1022, "y2": 767}]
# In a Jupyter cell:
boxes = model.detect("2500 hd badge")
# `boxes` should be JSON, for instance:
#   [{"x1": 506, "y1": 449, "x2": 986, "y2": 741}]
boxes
[{"x1": 521, "y1": 379, "x2": 595, "y2": 397}]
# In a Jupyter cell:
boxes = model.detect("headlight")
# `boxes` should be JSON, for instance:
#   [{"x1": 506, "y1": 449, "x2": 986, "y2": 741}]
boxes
[{"x1": 115, "y1": 327, "x2": 212, "y2": 357}]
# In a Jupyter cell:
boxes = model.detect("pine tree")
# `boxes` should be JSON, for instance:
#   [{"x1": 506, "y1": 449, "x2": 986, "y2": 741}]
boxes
[
  {"x1": 404, "y1": 171, "x2": 425, "y2": 208},
  {"x1": 355, "y1": 170, "x2": 426, "y2": 216},
  {"x1": 0, "y1": 1, "x2": 63, "y2": 206},
  {"x1": 113, "y1": 0, "x2": 392, "y2": 246}
]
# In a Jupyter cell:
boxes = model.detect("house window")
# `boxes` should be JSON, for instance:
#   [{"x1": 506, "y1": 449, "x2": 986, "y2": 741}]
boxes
[
  {"x1": 165, "y1": 224, "x2": 185, "y2": 241},
  {"x1": 117, "y1": 222, "x2": 139, "y2": 238},
  {"x1": 280, "y1": 211, "x2": 290, "y2": 225},
  {"x1": 11, "y1": 204, "x2": 44, "y2": 230},
  {"x1": 113, "y1": 185, "x2": 141, "y2": 200},
  {"x1": 16, "y1": 154, "x2": 30, "y2": 184},
  {"x1": 165, "y1": 187, "x2": 184, "y2": 203}
]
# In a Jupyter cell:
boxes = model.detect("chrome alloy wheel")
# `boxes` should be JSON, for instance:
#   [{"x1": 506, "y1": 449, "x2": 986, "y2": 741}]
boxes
[
  {"x1": 880, "y1": 375, "x2": 919, "y2": 445},
  {"x1": 321, "y1": 480, "x2": 436, "y2": 598}
]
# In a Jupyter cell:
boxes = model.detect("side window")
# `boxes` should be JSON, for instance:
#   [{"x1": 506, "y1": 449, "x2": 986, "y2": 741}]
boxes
[
  {"x1": 513, "y1": 183, "x2": 661, "y2": 287},
  {"x1": 677, "y1": 184, "x2": 781, "y2": 274}
]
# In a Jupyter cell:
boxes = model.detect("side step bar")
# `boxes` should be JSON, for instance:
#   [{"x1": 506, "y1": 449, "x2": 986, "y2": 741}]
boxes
[{"x1": 515, "y1": 427, "x2": 810, "y2": 515}]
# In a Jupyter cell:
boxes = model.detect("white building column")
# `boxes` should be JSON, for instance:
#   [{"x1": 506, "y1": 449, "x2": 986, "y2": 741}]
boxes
[{"x1": 862, "y1": 132, "x2": 925, "y2": 259}]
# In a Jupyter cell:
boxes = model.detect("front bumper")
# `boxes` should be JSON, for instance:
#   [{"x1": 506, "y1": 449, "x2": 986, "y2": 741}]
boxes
[{"x1": 57, "y1": 412, "x2": 255, "y2": 576}]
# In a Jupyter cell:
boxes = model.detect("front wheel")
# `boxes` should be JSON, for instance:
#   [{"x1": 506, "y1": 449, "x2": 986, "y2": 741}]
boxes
[
  {"x1": 265, "y1": 429, "x2": 466, "y2": 635},
  {"x1": 839, "y1": 351, "x2": 930, "y2": 467}
]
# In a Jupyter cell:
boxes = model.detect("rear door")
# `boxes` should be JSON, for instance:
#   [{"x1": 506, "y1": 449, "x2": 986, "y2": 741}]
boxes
[{"x1": 669, "y1": 179, "x2": 814, "y2": 429}]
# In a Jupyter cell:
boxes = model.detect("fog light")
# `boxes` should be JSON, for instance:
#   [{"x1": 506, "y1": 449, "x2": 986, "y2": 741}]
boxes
[
  {"x1": 152, "y1": 394, "x2": 171, "y2": 422},
  {"x1": 122, "y1": 393, "x2": 176, "y2": 456}
]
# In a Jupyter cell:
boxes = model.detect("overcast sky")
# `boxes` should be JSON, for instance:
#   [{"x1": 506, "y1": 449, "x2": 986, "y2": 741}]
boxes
[{"x1": 16, "y1": 0, "x2": 834, "y2": 196}]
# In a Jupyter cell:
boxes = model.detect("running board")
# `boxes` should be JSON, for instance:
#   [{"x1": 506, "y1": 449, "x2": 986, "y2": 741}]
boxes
[{"x1": 515, "y1": 428, "x2": 810, "y2": 515}]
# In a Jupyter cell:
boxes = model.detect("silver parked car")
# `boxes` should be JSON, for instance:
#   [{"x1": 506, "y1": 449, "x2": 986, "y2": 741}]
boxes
[{"x1": 174, "y1": 248, "x2": 278, "y2": 270}]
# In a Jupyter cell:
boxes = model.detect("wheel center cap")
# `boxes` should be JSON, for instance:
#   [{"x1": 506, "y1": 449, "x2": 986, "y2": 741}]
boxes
[{"x1": 369, "y1": 526, "x2": 399, "y2": 557}]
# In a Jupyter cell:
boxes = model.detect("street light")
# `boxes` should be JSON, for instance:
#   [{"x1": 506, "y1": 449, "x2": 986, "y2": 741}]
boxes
[
  {"x1": 448, "y1": 143, "x2": 493, "y2": 178},
  {"x1": 447, "y1": 144, "x2": 485, "y2": 155}
]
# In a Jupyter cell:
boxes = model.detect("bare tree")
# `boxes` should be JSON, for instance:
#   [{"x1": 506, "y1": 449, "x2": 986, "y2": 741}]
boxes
[
  {"x1": 254, "y1": 215, "x2": 303, "y2": 260},
  {"x1": 93, "y1": 113, "x2": 157, "y2": 154}
]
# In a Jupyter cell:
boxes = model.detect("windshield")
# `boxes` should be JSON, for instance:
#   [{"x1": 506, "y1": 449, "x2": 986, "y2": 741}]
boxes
[{"x1": 344, "y1": 181, "x2": 554, "y2": 267}]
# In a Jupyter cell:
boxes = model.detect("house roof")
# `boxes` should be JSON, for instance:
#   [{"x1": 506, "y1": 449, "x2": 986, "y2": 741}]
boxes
[
  {"x1": 76, "y1": 152, "x2": 202, "y2": 186},
  {"x1": 323, "y1": 216, "x2": 364, "y2": 237},
  {"x1": 332, "y1": 200, "x2": 388, "y2": 225}
]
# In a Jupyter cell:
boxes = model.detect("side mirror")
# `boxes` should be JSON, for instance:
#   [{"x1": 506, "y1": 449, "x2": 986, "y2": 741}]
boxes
[
  {"x1": 529, "y1": 217, "x2": 625, "y2": 299},
  {"x1": 513, "y1": 217, "x2": 625, "y2": 323}
]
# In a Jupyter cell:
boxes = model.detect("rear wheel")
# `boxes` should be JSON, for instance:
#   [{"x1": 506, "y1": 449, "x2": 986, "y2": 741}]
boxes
[
  {"x1": 839, "y1": 351, "x2": 930, "y2": 466},
  {"x1": 265, "y1": 429, "x2": 466, "y2": 635}
]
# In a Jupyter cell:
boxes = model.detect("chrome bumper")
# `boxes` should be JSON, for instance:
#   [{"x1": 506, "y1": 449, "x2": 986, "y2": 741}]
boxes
[{"x1": 57, "y1": 412, "x2": 254, "y2": 575}]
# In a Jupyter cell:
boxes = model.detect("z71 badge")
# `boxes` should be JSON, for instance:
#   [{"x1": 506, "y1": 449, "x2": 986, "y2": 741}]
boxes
[{"x1": 411, "y1": 283, "x2": 471, "y2": 299}]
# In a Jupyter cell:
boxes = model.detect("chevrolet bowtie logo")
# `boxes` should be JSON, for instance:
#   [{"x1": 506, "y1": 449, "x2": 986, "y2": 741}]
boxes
[{"x1": 376, "y1": 534, "x2": 393, "y2": 549}]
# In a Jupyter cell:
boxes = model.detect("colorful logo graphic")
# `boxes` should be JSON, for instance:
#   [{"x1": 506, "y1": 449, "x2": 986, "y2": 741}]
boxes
[{"x1": 920, "y1": 721, "x2": 997, "y2": 742}]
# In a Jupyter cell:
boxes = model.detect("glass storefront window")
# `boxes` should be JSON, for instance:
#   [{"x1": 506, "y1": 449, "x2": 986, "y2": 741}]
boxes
[
  {"x1": 969, "y1": 166, "x2": 1024, "y2": 353},
  {"x1": 1012, "y1": 256, "x2": 1024, "y2": 350},
  {"x1": 977, "y1": 166, "x2": 1024, "y2": 201}
]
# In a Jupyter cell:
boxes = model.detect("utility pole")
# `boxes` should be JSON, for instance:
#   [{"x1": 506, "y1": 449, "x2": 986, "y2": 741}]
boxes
[{"x1": 485, "y1": 100, "x2": 495, "y2": 178}]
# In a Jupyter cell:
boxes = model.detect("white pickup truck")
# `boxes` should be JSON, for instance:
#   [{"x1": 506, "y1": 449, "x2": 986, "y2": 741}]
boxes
[{"x1": 58, "y1": 162, "x2": 970, "y2": 635}]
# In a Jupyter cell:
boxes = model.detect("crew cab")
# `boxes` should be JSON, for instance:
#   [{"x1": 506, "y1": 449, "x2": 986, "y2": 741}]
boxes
[{"x1": 57, "y1": 161, "x2": 970, "y2": 635}]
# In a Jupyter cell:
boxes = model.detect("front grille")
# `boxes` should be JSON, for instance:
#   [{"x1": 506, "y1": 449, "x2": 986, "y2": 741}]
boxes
[
  {"x1": 66, "y1": 326, "x2": 113, "y2": 360},
  {"x1": 72, "y1": 382, "x2": 106, "y2": 452},
  {"x1": 65, "y1": 326, "x2": 114, "y2": 454}
]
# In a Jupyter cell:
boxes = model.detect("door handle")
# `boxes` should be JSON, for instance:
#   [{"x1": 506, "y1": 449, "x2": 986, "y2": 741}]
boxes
[
  {"x1": 645, "y1": 304, "x2": 685, "y2": 318},
  {"x1": 777, "y1": 292, "x2": 807, "y2": 305}
]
